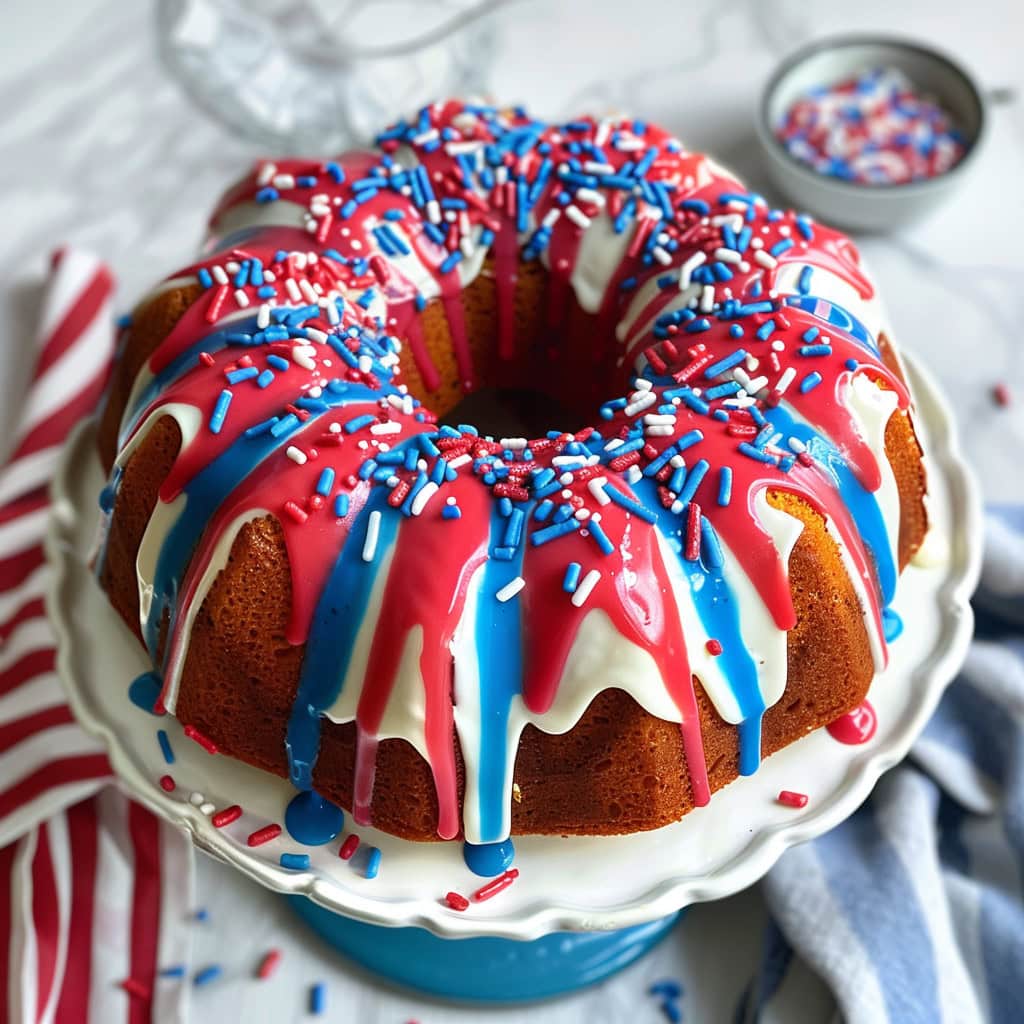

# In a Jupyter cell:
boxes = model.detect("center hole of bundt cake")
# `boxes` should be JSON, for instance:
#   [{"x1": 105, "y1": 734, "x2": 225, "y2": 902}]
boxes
[{"x1": 438, "y1": 386, "x2": 588, "y2": 439}]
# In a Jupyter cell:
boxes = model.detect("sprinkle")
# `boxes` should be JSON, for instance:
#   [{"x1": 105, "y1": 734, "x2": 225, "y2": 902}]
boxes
[
  {"x1": 208, "y1": 390, "x2": 232, "y2": 434},
  {"x1": 316, "y1": 467, "x2": 335, "y2": 496},
  {"x1": 279, "y1": 852, "x2": 310, "y2": 870},
  {"x1": 257, "y1": 949, "x2": 282, "y2": 979},
  {"x1": 587, "y1": 517, "x2": 615, "y2": 556},
  {"x1": 285, "y1": 445, "x2": 307, "y2": 465},
  {"x1": 159, "y1": 775, "x2": 175, "y2": 792},
  {"x1": 157, "y1": 730, "x2": 174, "y2": 764},
  {"x1": 473, "y1": 868, "x2": 519, "y2": 902},
  {"x1": 247, "y1": 824, "x2": 282, "y2": 847},
  {"x1": 339, "y1": 834, "x2": 360, "y2": 860},
  {"x1": 345, "y1": 413, "x2": 376, "y2": 434},
  {"x1": 445, "y1": 891, "x2": 470, "y2": 911},
  {"x1": 571, "y1": 569, "x2": 601, "y2": 607},
  {"x1": 717, "y1": 467, "x2": 733, "y2": 506},
  {"x1": 563, "y1": 562, "x2": 582, "y2": 592},
  {"x1": 120, "y1": 978, "x2": 150, "y2": 998},
  {"x1": 777, "y1": 790, "x2": 809, "y2": 809},
  {"x1": 993, "y1": 383, "x2": 1012, "y2": 407},
  {"x1": 365, "y1": 847, "x2": 382, "y2": 879},
  {"x1": 362, "y1": 510, "x2": 382, "y2": 561},
  {"x1": 212, "y1": 805, "x2": 242, "y2": 828},
  {"x1": 184, "y1": 724, "x2": 217, "y2": 754},
  {"x1": 706, "y1": 639, "x2": 723, "y2": 656},
  {"x1": 800, "y1": 371, "x2": 823, "y2": 393},
  {"x1": 193, "y1": 965, "x2": 222, "y2": 987},
  {"x1": 496, "y1": 577, "x2": 526, "y2": 602},
  {"x1": 310, "y1": 982, "x2": 327, "y2": 1015},
  {"x1": 159, "y1": 965, "x2": 187, "y2": 978},
  {"x1": 334, "y1": 493, "x2": 350, "y2": 517}
]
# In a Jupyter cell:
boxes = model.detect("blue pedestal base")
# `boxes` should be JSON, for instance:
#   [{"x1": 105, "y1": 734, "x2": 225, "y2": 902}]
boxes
[{"x1": 288, "y1": 897, "x2": 680, "y2": 1003}]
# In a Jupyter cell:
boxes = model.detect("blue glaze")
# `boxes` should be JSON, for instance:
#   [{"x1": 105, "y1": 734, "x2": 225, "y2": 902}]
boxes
[
  {"x1": 128, "y1": 671, "x2": 163, "y2": 714},
  {"x1": 763, "y1": 404, "x2": 896, "y2": 606},
  {"x1": 473, "y1": 502, "x2": 531, "y2": 843},
  {"x1": 288, "y1": 897, "x2": 681, "y2": 1003},
  {"x1": 142, "y1": 381, "x2": 383, "y2": 662},
  {"x1": 285, "y1": 486, "x2": 400, "y2": 790},
  {"x1": 285, "y1": 790, "x2": 345, "y2": 845},
  {"x1": 631, "y1": 476, "x2": 765, "y2": 775},
  {"x1": 883, "y1": 608, "x2": 903, "y2": 642},
  {"x1": 463, "y1": 839, "x2": 515, "y2": 877},
  {"x1": 785, "y1": 295, "x2": 880, "y2": 357}
]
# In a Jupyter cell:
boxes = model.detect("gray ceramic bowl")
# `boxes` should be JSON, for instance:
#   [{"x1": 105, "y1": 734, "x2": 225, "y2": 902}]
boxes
[{"x1": 755, "y1": 35, "x2": 986, "y2": 232}]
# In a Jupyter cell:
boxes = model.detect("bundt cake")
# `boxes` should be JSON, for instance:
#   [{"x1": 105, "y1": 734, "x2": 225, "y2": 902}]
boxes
[{"x1": 96, "y1": 100, "x2": 927, "y2": 865}]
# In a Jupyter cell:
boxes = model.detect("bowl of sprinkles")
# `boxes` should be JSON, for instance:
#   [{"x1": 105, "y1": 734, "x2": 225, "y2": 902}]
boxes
[{"x1": 757, "y1": 36, "x2": 986, "y2": 231}]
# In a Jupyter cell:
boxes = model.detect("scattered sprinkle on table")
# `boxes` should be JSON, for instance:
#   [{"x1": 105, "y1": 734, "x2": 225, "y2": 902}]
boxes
[
  {"x1": 445, "y1": 890, "x2": 470, "y2": 911},
  {"x1": 776, "y1": 67, "x2": 965, "y2": 185},
  {"x1": 993, "y1": 383, "x2": 1012, "y2": 407},
  {"x1": 280, "y1": 852, "x2": 310, "y2": 870},
  {"x1": 310, "y1": 981, "x2": 327, "y2": 1014},
  {"x1": 247, "y1": 823, "x2": 282, "y2": 846},
  {"x1": 472, "y1": 868, "x2": 519, "y2": 902},
  {"x1": 256, "y1": 949, "x2": 282, "y2": 979},
  {"x1": 193, "y1": 964, "x2": 222, "y2": 987},
  {"x1": 777, "y1": 789, "x2": 809, "y2": 808},
  {"x1": 120, "y1": 977, "x2": 150, "y2": 998}
]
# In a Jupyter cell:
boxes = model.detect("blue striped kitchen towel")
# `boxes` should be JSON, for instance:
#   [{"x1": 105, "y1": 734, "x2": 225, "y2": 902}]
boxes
[{"x1": 744, "y1": 508, "x2": 1024, "y2": 1024}]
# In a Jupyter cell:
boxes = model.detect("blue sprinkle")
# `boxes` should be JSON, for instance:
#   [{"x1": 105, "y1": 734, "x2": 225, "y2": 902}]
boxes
[
  {"x1": 280, "y1": 853, "x2": 310, "y2": 870},
  {"x1": 800, "y1": 371, "x2": 823, "y2": 393},
  {"x1": 244, "y1": 416, "x2": 278, "y2": 438},
  {"x1": 770, "y1": 238, "x2": 794, "y2": 257},
  {"x1": 718, "y1": 467, "x2": 733, "y2": 506},
  {"x1": 208, "y1": 390, "x2": 232, "y2": 434},
  {"x1": 256, "y1": 369, "x2": 274, "y2": 388},
  {"x1": 160, "y1": 964, "x2": 187, "y2": 978},
  {"x1": 157, "y1": 729, "x2": 174, "y2": 765},
  {"x1": 197, "y1": 268, "x2": 213, "y2": 289},
  {"x1": 704, "y1": 350, "x2": 748, "y2": 378},
  {"x1": 316, "y1": 468, "x2": 335, "y2": 497},
  {"x1": 563, "y1": 562, "x2": 582, "y2": 592},
  {"x1": 193, "y1": 965, "x2": 222, "y2": 987},
  {"x1": 704, "y1": 381, "x2": 741, "y2": 400},
  {"x1": 439, "y1": 251, "x2": 463, "y2": 275},
  {"x1": 701, "y1": 516, "x2": 724, "y2": 568},
  {"x1": 677, "y1": 459, "x2": 709, "y2": 505},
  {"x1": 325, "y1": 161, "x2": 345, "y2": 183},
  {"x1": 193, "y1": 907, "x2": 209, "y2": 921},
  {"x1": 800, "y1": 344, "x2": 832, "y2": 357},
  {"x1": 334, "y1": 493, "x2": 350, "y2": 517},
  {"x1": 729, "y1": 324, "x2": 744, "y2": 339},
  {"x1": 797, "y1": 266, "x2": 814, "y2": 294},
  {"x1": 255, "y1": 187, "x2": 279, "y2": 204},
  {"x1": 531, "y1": 518, "x2": 582, "y2": 546},
  {"x1": 756, "y1": 320, "x2": 776, "y2": 341},
  {"x1": 344, "y1": 414, "x2": 376, "y2": 434},
  {"x1": 603, "y1": 485, "x2": 658, "y2": 523},
  {"x1": 845, "y1": 358, "x2": 858, "y2": 371},
  {"x1": 226, "y1": 367, "x2": 259, "y2": 384},
  {"x1": 310, "y1": 981, "x2": 328, "y2": 1014},
  {"x1": 269, "y1": 413, "x2": 299, "y2": 438},
  {"x1": 534, "y1": 499, "x2": 554, "y2": 521},
  {"x1": 442, "y1": 503, "x2": 462, "y2": 520},
  {"x1": 588, "y1": 518, "x2": 615, "y2": 556},
  {"x1": 365, "y1": 847, "x2": 382, "y2": 879},
  {"x1": 266, "y1": 354, "x2": 289, "y2": 371},
  {"x1": 738, "y1": 442, "x2": 778, "y2": 464},
  {"x1": 802, "y1": 326, "x2": 820, "y2": 342}
]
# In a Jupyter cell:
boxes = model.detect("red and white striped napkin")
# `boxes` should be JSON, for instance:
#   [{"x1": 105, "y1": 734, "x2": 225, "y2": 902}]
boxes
[{"x1": 0, "y1": 249, "x2": 194, "y2": 1023}]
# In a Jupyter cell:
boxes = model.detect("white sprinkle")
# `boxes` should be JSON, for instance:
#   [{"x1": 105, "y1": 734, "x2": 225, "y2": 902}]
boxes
[
  {"x1": 328, "y1": 422, "x2": 342, "y2": 434},
  {"x1": 574, "y1": 507, "x2": 591, "y2": 521},
  {"x1": 625, "y1": 392, "x2": 657, "y2": 416},
  {"x1": 226, "y1": 261, "x2": 241, "y2": 274},
  {"x1": 257, "y1": 162, "x2": 277, "y2": 186},
  {"x1": 200, "y1": 802, "x2": 216, "y2": 816},
  {"x1": 575, "y1": 187, "x2": 606, "y2": 207},
  {"x1": 565, "y1": 205, "x2": 592, "y2": 230},
  {"x1": 604, "y1": 438, "x2": 624, "y2": 453},
  {"x1": 771, "y1": 339, "x2": 785, "y2": 352},
  {"x1": 299, "y1": 279, "x2": 319, "y2": 303},
  {"x1": 426, "y1": 199, "x2": 442, "y2": 224},
  {"x1": 651, "y1": 246, "x2": 672, "y2": 266},
  {"x1": 293, "y1": 347, "x2": 316, "y2": 371},
  {"x1": 679, "y1": 251, "x2": 706, "y2": 290},
  {"x1": 447, "y1": 454, "x2": 472, "y2": 470},
  {"x1": 189, "y1": 792, "x2": 205, "y2": 807},
  {"x1": 714, "y1": 248, "x2": 742, "y2": 265},
  {"x1": 571, "y1": 569, "x2": 601, "y2": 607},
  {"x1": 634, "y1": 378, "x2": 653, "y2": 392},
  {"x1": 700, "y1": 285, "x2": 715, "y2": 313},
  {"x1": 257, "y1": 303, "x2": 271, "y2": 329},
  {"x1": 362, "y1": 510, "x2": 382, "y2": 561},
  {"x1": 285, "y1": 445, "x2": 307, "y2": 465},
  {"x1": 211, "y1": 265, "x2": 228, "y2": 285},
  {"x1": 626, "y1": 465, "x2": 643, "y2": 485},
  {"x1": 410, "y1": 481, "x2": 439, "y2": 516},
  {"x1": 370, "y1": 422, "x2": 402, "y2": 435},
  {"x1": 542, "y1": 208, "x2": 561, "y2": 229},
  {"x1": 285, "y1": 278, "x2": 302, "y2": 303},
  {"x1": 496, "y1": 577, "x2": 526, "y2": 603},
  {"x1": 645, "y1": 425, "x2": 674, "y2": 437},
  {"x1": 305, "y1": 328, "x2": 328, "y2": 344},
  {"x1": 789, "y1": 436, "x2": 807, "y2": 453},
  {"x1": 232, "y1": 288, "x2": 249, "y2": 308},
  {"x1": 776, "y1": 367, "x2": 797, "y2": 394},
  {"x1": 588, "y1": 477, "x2": 611, "y2": 505},
  {"x1": 263, "y1": 270, "x2": 276, "y2": 283},
  {"x1": 309, "y1": 386, "x2": 323, "y2": 398},
  {"x1": 272, "y1": 173, "x2": 295, "y2": 190},
  {"x1": 755, "y1": 250, "x2": 778, "y2": 270}
]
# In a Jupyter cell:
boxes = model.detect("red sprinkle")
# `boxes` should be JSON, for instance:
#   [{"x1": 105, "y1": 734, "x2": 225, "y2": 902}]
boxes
[
  {"x1": 445, "y1": 891, "x2": 470, "y2": 911},
  {"x1": 705, "y1": 639, "x2": 723, "y2": 656},
  {"x1": 246, "y1": 824, "x2": 282, "y2": 847},
  {"x1": 283, "y1": 500, "x2": 309, "y2": 524},
  {"x1": 212, "y1": 805, "x2": 242, "y2": 828},
  {"x1": 183, "y1": 725, "x2": 218, "y2": 755},
  {"x1": 120, "y1": 977, "x2": 151, "y2": 998},
  {"x1": 472, "y1": 868, "x2": 519, "y2": 903},
  {"x1": 256, "y1": 949, "x2": 282, "y2": 980},
  {"x1": 684, "y1": 501, "x2": 702, "y2": 561},
  {"x1": 339, "y1": 834, "x2": 360, "y2": 860},
  {"x1": 198, "y1": 351, "x2": 215, "y2": 367},
  {"x1": 993, "y1": 383, "x2": 1012, "y2": 407},
  {"x1": 159, "y1": 775, "x2": 175, "y2": 792},
  {"x1": 777, "y1": 790, "x2": 809, "y2": 809}
]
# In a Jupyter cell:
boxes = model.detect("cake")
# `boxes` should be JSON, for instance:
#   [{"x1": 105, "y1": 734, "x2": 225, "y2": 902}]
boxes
[{"x1": 95, "y1": 100, "x2": 927, "y2": 864}]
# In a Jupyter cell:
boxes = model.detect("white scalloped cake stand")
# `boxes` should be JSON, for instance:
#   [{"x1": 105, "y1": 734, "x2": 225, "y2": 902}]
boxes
[{"x1": 47, "y1": 355, "x2": 981, "y2": 941}]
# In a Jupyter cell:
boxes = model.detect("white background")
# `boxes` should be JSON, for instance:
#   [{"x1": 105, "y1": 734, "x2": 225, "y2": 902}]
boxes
[{"x1": 1, "y1": 0, "x2": 1022, "y2": 1020}]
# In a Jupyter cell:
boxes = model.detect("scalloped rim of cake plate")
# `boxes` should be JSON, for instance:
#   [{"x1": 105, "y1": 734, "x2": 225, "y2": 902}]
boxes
[{"x1": 46, "y1": 354, "x2": 982, "y2": 940}]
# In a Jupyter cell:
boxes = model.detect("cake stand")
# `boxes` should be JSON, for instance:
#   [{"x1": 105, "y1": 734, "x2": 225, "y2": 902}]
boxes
[{"x1": 46, "y1": 355, "x2": 981, "y2": 1001}]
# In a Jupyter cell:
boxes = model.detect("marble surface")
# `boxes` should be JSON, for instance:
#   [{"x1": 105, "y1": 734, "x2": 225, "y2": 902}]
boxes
[{"x1": 1, "y1": 0, "x2": 1021, "y2": 1020}]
